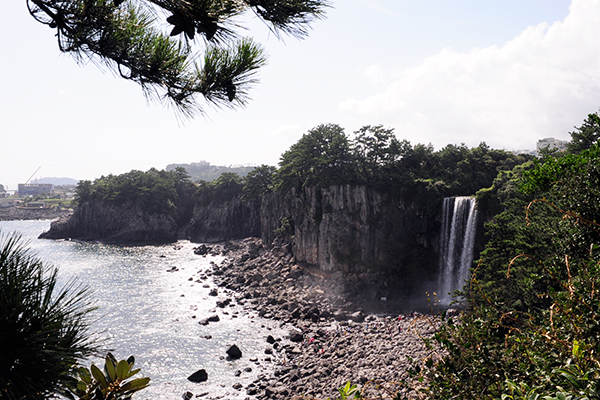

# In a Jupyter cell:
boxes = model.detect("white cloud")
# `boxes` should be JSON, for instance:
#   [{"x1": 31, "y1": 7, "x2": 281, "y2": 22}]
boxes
[
  {"x1": 339, "y1": 0, "x2": 600, "y2": 150},
  {"x1": 363, "y1": 65, "x2": 386, "y2": 84}
]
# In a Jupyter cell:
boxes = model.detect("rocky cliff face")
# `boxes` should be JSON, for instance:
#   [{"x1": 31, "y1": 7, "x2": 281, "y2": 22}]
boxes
[
  {"x1": 261, "y1": 185, "x2": 439, "y2": 274},
  {"x1": 186, "y1": 198, "x2": 261, "y2": 243},
  {"x1": 40, "y1": 186, "x2": 440, "y2": 279},
  {"x1": 39, "y1": 200, "x2": 180, "y2": 244}
]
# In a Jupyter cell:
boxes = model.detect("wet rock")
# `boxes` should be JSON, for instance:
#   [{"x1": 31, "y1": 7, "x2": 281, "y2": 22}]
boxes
[
  {"x1": 216, "y1": 298, "x2": 231, "y2": 308},
  {"x1": 188, "y1": 369, "x2": 208, "y2": 383},
  {"x1": 226, "y1": 344, "x2": 242, "y2": 359},
  {"x1": 207, "y1": 314, "x2": 220, "y2": 322},
  {"x1": 194, "y1": 245, "x2": 210, "y2": 255},
  {"x1": 289, "y1": 330, "x2": 303, "y2": 343}
]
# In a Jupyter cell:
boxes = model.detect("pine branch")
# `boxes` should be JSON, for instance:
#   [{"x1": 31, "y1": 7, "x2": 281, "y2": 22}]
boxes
[{"x1": 25, "y1": 0, "x2": 329, "y2": 117}]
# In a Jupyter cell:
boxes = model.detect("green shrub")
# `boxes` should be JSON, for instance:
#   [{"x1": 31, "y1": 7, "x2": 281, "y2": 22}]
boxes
[{"x1": 0, "y1": 232, "x2": 98, "y2": 399}]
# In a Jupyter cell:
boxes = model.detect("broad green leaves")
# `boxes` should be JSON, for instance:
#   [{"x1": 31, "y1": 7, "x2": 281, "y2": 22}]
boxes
[{"x1": 68, "y1": 353, "x2": 150, "y2": 400}]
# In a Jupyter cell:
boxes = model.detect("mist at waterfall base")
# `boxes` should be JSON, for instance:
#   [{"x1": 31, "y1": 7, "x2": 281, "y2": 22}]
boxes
[
  {"x1": 436, "y1": 197, "x2": 478, "y2": 306},
  {"x1": 0, "y1": 220, "x2": 287, "y2": 400}
]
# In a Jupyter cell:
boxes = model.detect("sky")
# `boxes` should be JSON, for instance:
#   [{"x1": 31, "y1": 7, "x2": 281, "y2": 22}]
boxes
[{"x1": 1, "y1": 0, "x2": 598, "y2": 190}]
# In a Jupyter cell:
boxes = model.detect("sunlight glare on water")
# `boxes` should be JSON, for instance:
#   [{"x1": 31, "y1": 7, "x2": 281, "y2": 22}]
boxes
[{"x1": 0, "y1": 220, "x2": 284, "y2": 399}]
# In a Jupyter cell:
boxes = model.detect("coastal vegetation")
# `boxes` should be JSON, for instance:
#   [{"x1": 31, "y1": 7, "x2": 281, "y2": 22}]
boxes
[
  {"x1": 400, "y1": 113, "x2": 600, "y2": 399},
  {"x1": 21, "y1": 111, "x2": 600, "y2": 399},
  {"x1": 0, "y1": 232, "x2": 97, "y2": 399},
  {"x1": 74, "y1": 167, "x2": 196, "y2": 222}
]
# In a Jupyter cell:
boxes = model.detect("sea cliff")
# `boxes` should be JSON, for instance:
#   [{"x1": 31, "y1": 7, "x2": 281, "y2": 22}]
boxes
[
  {"x1": 39, "y1": 200, "x2": 180, "y2": 244},
  {"x1": 40, "y1": 185, "x2": 442, "y2": 295}
]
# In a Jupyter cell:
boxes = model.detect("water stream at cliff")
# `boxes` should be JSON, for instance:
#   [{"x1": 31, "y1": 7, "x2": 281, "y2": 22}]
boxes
[
  {"x1": 0, "y1": 220, "x2": 285, "y2": 400},
  {"x1": 437, "y1": 196, "x2": 477, "y2": 305}
]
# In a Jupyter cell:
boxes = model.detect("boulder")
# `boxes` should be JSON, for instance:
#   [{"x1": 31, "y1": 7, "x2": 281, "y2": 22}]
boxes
[
  {"x1": 188, "y1": 369, "x2": 208, "y2": 383},
  {"x1": 216, "y1": 298, "x2": 231, "y2": 308},
  {"x1": 194, "y1": 244, "x2": 210, "y2": 255},
  {"x1": 350, "y1": 311, "x2": 365, "y2": 323},
  {"x1": 290, "y1": 332, "x2": 303, "y2": 343},
  {"x1": 226, "y1": 344, "x2": 242, "y2": 359}
]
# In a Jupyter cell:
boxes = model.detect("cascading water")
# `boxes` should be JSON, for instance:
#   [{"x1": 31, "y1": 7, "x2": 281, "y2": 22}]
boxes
[{"x1": 437, "y1": 196, "x2": 477, "y2": 305}]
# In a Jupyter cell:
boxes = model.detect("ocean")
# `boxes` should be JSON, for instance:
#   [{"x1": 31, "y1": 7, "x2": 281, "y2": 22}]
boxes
[{"x1": 0, "y1": 220, "x2": 284, "y2": 399}]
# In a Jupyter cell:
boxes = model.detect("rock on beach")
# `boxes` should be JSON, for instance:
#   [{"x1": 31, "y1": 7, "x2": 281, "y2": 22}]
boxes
[{"x1": 196, "y1": 237, "x2": 442, "y2": 399}]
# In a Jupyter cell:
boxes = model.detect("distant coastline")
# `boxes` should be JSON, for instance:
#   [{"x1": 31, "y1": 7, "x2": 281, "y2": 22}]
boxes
[{"x1": 0, "y1": 207, "x2": 72, "y2": 221}]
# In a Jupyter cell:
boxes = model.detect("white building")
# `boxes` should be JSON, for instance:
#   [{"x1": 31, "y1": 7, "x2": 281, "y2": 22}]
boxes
[{"x1": 536, "y1": 137, "x2": 568, "y2": 154}]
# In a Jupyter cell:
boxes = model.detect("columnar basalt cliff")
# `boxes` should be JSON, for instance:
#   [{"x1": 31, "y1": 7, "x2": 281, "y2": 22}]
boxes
[
  {"x1": 261, "y1": 185, "x2": 438, "y2": 274},
  {"x1": 186, "y1": 197, "x2": 261, "y2": 243},
  {"x1": 40, "y1": 185, "x2": 442, "y2": 285}
]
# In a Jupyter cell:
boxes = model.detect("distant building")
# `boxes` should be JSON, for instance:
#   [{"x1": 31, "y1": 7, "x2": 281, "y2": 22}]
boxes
[
  {"x1": 18, "y1": 183, "x2": 53, "y2": 196},
  {"x1": 536, "y1": 137, "x2": 568, "y2": 154},
  {"x1": 0, "y1": 198, "x2": 19, "y2": 208}
]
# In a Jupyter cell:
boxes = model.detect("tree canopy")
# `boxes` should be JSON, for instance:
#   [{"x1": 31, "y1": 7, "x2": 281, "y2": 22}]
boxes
[
  {"x1": 27, "y1": 0, "x2": 329, "y2": 117},
  {"x1": 567, "y1": 111, "x2": 600, "y2": 154},
  {"x1": 74, "y1": 167, "x2": 196, "y2": 217},
  {"x1": 275, "y1": 123, "x2": 533, "y2": 197}
]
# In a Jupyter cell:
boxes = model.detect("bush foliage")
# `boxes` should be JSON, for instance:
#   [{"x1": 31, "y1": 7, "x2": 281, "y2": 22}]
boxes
[
  {"x1": 407, "y1": 135, "x2": 600, "y2": 398},
  {"x1": 0, "y1": 232, "x2": 98, "y2": 399}
]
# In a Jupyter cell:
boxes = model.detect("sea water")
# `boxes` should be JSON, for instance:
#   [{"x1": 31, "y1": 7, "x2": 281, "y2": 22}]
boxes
[{"x1": 0, "y1": 220, "x2": 284, "y2": 399}]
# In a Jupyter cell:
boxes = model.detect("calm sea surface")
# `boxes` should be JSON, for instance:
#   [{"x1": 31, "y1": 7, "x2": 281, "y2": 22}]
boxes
[{"x1": 0, "y1": 220, "x2": 284, "y2": 399}]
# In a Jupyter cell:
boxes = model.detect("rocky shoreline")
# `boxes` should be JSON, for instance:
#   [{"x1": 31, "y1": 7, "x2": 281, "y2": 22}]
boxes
[
  {"x1": 0, "y1": 207, "x2": 72, "y2": 221},
  {"x1": 190, "y1": 237, "x2": 444, "y2": 400}
]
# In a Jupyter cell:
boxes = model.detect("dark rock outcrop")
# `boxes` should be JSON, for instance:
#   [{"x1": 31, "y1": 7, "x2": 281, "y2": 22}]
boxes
[
  {"x1": 261, "y1": 185, "x2": 439, "y2": 275},
  {"x1": 186, "y1": 198, "x2": 261, "y2": 243},
  {"x1": 39, "y1": 200, "x2": 179, "y2": 244}
]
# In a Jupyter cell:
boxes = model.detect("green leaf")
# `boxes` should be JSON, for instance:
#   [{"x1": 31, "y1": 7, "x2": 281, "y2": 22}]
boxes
[
  {"x1": 78, "y1": 367, "x2": 92, "y2": 385},
  {"x1": 117, "y1": 359, "x2": 131, "y2": 380},
  {"x1": 572, "y1": 340, "x2": 582, "y2": 359},
  {"x1": 105, "y1": 355, "x2": 117, "y2": 382},
  {"x1": 91, "y1": 364, "x2": 108, "y2": 388},
  {"x1": 120, "y1": 376, "x2": 151, "y2": 391}
]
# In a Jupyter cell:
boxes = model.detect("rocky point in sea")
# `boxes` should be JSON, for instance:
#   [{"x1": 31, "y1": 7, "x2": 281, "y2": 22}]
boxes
[{"x1": 187, "y1": 237, "x2": 443, "y2": 400}]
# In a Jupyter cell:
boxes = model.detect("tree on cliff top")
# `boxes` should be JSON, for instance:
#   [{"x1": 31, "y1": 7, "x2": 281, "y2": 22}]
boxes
[
  {"x1": 567, "y1": 112, "x2": 600, "y2": 154},
  {"x1": 27, "y1": 0, "x2": 329, "y2": 117},
  {"x1": 277, "y1": 123, "x2": 354, "y2": 193}
]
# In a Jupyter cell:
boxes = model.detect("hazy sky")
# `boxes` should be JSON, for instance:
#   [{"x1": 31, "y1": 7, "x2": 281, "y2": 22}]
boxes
[{"x1": 2, "y1": 0, "x2": 598, "y2": 190}]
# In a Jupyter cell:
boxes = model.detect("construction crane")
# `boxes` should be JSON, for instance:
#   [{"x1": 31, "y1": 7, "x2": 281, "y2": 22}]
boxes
[{"x1": 24, "y1": 167, "x2": 41, "y2": 185}]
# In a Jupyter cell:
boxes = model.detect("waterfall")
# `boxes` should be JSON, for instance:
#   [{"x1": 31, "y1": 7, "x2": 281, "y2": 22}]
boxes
[{"x1": 438, "y1": 196, "x2": 477, "y2": 305}]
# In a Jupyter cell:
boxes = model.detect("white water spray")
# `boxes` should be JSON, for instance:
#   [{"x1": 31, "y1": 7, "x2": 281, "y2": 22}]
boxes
[{"x1": 437, "y1": 196, "x2": 477, "y2": 305}]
